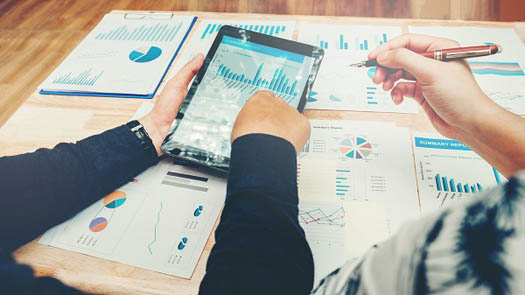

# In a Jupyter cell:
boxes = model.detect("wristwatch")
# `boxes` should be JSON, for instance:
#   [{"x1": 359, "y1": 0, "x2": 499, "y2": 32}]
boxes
[{"x1": 126, "y1": 120, "x2": 158, "y2": 158}]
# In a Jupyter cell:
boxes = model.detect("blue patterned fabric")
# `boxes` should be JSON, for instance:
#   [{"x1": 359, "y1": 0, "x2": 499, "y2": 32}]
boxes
[{"x1": 312, "y1": 173, "x2": 525, "y2": 295}]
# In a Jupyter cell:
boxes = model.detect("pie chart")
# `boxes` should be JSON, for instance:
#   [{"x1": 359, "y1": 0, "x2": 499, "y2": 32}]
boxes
[
  {"x1": 104, "y1": 190, "x2": 127, "y2": 209},
  {"x1": 339, "y1": 136, "x2": 372, "y2": 159},
  {"x1": 129, "y1": 46, "x2": 162, "y2": 63},
  {"x1": 89, "y1": 217, "x2": 108, "y2": 232},
  {"x1": 194, "y1": 205, "x2": 204, "y2": 217}
]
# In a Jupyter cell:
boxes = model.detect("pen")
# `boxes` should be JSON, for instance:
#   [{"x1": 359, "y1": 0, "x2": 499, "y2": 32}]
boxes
[{"x1": 349, "y1": 44, "x2": 501, "y2": 67}]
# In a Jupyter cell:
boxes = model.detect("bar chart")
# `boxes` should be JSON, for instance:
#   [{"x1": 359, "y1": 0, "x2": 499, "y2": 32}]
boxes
[
  {"x1": 413, "y1": 133, "x2": 506, "y2": 213},
  {"x1": 215, "y1": 63, "x2": 299, "y2": 97},
  {"x1": 40, "y1": 14, "x2": 195, "y2": 95},
  {"x1": 297, "y1": 24, "x2": 419, "y2": 114},
  {"x1": 200, "y1": 23, "x2": 287, "y2": 39},
  {"x1": 52, "y1": 69, "x2": 104, "y2": 86},
  {"x1": 318, "y1": 34, "x2": 349, "y2": 50},
  {"x1": 365, "y1": 86, "x2": 379, "y2": 105},
  {"x1": 434, "y1": 173, "x2": 483, "y2": 194},
  {"x1": 163, "y1": 19, "x2": 295, "y2": 87},
  {"x1": 335, "y1": 168, "x2": 351, "y2": 198},
  {"x1": 356, "y1": 33, "x2": 388, "y2": 51},
  {"x1": 94, "y1": 22, "x2": 183, "y2": 42},
  {"x1": 314, "y1": 31, "x2": 390, "y2": 52}
]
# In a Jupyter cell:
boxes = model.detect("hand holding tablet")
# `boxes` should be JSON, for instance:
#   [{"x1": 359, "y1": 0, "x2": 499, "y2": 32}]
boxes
[{"x1": 161, "y1": 25, "x2": 324, "y2": 171}]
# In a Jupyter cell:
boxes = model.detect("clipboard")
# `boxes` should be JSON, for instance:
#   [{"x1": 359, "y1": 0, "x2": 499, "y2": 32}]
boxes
[{"x1": 39, "y1": 11, "x2": 198, "y2": 99}]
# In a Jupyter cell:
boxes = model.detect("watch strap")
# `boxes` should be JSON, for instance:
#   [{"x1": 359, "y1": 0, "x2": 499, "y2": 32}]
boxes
[{"x1": 126, "y1": 120, "x2": 157, "y2": 159}]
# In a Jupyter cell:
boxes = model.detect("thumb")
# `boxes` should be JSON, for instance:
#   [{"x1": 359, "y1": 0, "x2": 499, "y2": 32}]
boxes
[
  {"x1": 166, "y1": 53, "x2": 205, "y2": 91},
  {"x1": 376, "y1": 48, "x2": 441, "y2": 82}
]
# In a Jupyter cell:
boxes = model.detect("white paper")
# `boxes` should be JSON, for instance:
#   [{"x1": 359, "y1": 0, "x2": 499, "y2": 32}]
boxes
[
  {"x1": 297, "y1": 24, "x2": 418, "y2": 113},
  {"x1": 412, "y1": 132, "x2": 506, "y2": 215},
  {"x1": 40, "y1": 132, "x2": 226, "y2": 279},
  {"x1": 162, "y1": 19, "x2": 296, "y2": 90},
  {"x1": 297, "y1": 120, "x2": 420, "y2": 283},
  {"x1": 299, "y1": 120, "x2": 420, "y2": 230},
  {"x1": 40, "y1": 14, "x2": 195, "y2": 95},
  {"x1": 298, "y1": 200, "x2": 390, "y2": 286},
  {"x1": 408, "y1": 26, "x2": 525, "y2": 115}
]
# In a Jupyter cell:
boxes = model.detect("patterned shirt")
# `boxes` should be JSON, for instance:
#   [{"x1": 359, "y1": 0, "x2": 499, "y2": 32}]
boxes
[{"x1": 312, "y1": 172, "x2": 525, "y2": 295}]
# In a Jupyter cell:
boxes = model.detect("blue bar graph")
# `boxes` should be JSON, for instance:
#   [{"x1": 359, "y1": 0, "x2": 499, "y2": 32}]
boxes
[
  {"x1": 339, "y1": 34, "x2": 349, "y2": 50},
  {"x1": 52, "y1": 69, "x2": 104, "y2": 86},
  {"x1": 435, "y1": 174, "x2": 442, "y2": 191},
  {"x1": 94, "y1": 23, "x2": 182, "y2": 42},
  {"x1": 442, "y1": 176, "x2": 449, "y2": 191},
  {"x1": 200, "y1": 23, "x2": 289, "y2": 39},
  {"x1": 366, "y1": 86, "x2": 378, "y2": 105},
  {"x1": 434, "y1": 173, "x2": 483, "y2": 194},
  {"x1": 359, "y1": 39, "x2": 369, "y2": 50},
  {"x1": 354, "y1": 33, "x2": 390, "y2": 50},
  {"x1": 335, "y1": 169, "x2": 351, "y2": 198},
  {"x1": 215, "y1": 63, "x2": 299, "y2": 96}
]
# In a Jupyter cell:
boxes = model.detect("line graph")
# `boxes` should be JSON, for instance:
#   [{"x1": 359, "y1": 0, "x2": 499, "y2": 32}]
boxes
[
  {"x1": 148, "y1": 201, "x2": 163, "y2": 255},
  {"x1": 299, "y1": 206, "x2": 346, "y2": 227}
]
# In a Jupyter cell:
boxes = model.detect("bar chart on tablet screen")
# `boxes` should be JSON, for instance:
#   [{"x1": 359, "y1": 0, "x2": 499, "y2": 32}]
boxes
[{"x1": 164, "y1": 19, "x2": 295, "y2": 84}]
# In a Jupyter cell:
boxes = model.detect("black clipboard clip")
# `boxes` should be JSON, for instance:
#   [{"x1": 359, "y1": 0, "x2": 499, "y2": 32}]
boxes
[{"x1": 124, "y1": 12, "x2": 174, "y2": 20}]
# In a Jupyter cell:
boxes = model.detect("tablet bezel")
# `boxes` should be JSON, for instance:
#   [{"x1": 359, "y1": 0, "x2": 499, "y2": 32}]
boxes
[{"x1": 161, "y1": 25, "x2": 324, "y2": 172}]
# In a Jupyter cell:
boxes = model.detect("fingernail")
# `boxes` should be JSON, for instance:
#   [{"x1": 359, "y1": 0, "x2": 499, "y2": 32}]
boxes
[{"x1": 378, "y1": 52, "x2": 389, "y2": 62}]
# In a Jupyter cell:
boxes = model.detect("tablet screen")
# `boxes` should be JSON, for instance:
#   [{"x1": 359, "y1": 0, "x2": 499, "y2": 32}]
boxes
[{"x1": 162, "y1": 27, "x2": 323, "y2": 170}]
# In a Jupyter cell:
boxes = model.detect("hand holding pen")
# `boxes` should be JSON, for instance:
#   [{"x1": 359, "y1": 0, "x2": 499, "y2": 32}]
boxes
[
  {"x1": 351, "y1": 44, "x2": 501, "y2": 68},
  {"x1": 364, "y1": 33, "x2": 498, "y2": 141}
]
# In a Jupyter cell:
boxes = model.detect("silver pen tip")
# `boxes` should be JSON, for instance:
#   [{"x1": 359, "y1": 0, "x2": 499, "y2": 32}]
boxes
[{"x1": 349, "y1": 62, "x2": 364, "y2": 67}]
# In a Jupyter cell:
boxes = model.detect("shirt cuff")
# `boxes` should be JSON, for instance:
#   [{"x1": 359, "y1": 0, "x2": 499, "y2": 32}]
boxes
[{"x1": 227, "y1": 134, "x2": 298, "y2": 203}]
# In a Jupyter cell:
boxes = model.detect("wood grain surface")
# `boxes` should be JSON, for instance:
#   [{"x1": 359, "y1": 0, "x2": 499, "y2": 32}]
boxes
[{"x1": 1, "y1": 9, "x2": 525, "y2": 295}]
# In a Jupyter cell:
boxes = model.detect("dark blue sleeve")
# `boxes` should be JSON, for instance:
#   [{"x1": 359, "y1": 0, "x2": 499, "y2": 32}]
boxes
[
  {"x1": 0, "y1": 124, "x2": 157, "y2": 294},
  {"x1": 199, "y1": 134, "x2": 314, "y2": 294}
]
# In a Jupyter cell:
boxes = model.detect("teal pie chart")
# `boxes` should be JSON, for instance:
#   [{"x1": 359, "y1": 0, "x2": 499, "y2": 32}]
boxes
[{"x1": 129, "y1": 46, "x2": 162, "y2": 63}]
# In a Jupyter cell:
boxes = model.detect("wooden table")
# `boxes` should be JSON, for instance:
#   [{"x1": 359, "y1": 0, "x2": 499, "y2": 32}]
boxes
[{"x1": 1, "y1": 11, "x2": 524, "y2": 295}]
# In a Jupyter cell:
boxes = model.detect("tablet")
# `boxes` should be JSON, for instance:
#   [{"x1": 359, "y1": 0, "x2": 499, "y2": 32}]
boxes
[{"x1": 161, "y1": 25, "x2": 324, "y2": 172}]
